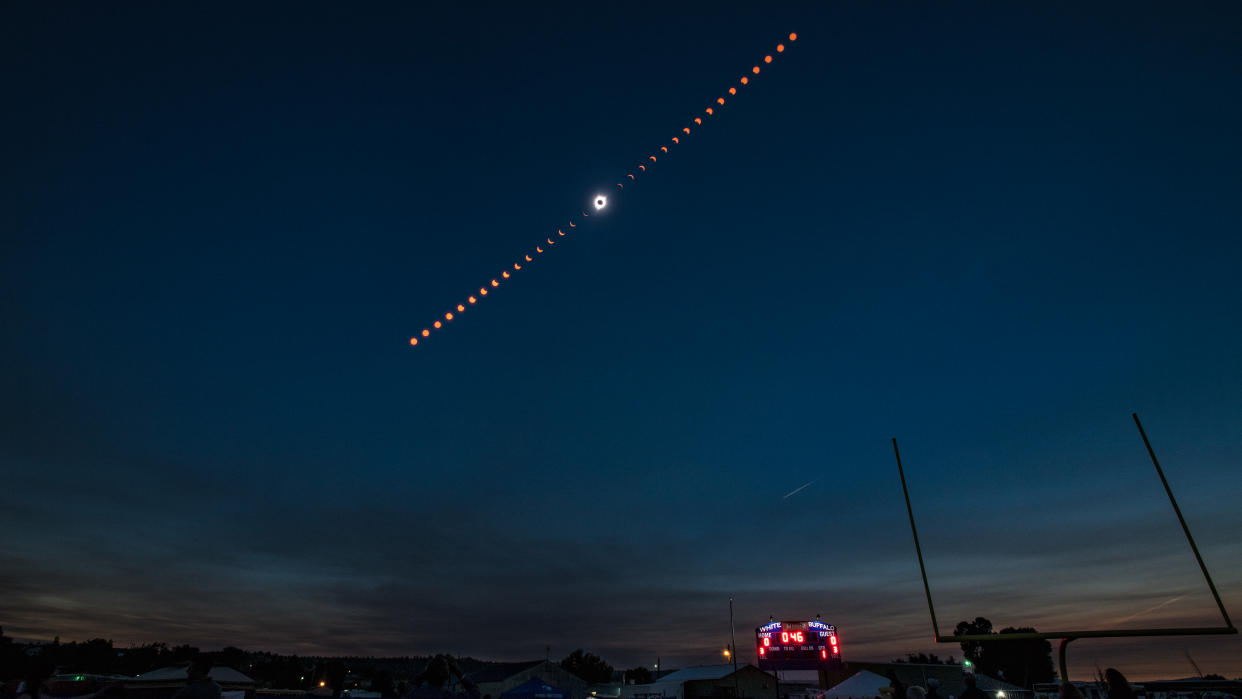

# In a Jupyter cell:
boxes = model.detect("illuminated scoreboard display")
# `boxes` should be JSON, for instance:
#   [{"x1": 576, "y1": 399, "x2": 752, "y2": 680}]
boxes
[{"x1": 755, "y1": 619, "x2": 842, "y2": 670}]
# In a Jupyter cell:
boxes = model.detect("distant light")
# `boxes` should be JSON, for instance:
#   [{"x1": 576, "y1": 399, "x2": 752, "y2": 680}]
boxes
[
  {"x1": 997, "y1": 693, "x2": 1005, "y2": 698},
  {"x1": 321, "y1": 682, "x2": 327, "y2": 687},
  {"x1": 723, "y1": 649, "x2": 731, "y2": 658}
]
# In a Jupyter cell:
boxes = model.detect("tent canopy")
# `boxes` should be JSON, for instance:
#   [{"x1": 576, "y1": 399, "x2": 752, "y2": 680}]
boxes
[
  {"x1": 501, "y1": 677, "x2": 569, "y2": 699},
  {"x1": 827, "y1": 671, "x2": 891, "y2": 699},
  {"x1": 135, "y1": 666, "x2": 255, "y2": 685}
]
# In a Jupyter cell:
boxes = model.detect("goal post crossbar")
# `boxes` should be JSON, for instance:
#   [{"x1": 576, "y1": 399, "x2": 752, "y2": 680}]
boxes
[{"x1": 892, "y1": 413, "x2": 1236, "y2": 682}]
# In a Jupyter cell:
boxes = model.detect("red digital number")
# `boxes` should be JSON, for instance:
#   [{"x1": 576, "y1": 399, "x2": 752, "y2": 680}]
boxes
[
  {"x1": 781, "y1": 631, "x2": 789, "y2": 643},
  {"x1": 793, "y1": 631, "x2": 805, "y2": 643},
  {"x1": 762, "y1": 637, "x2": 771, "y2": 647}
]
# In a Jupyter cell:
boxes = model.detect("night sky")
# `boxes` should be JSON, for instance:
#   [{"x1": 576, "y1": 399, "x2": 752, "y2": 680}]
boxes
[{"x1": 3, "y1": 0, "x2": 1241, "y2": 682}]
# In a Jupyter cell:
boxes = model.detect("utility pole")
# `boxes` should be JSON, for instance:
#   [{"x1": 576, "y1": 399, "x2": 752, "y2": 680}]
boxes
[{"x1": 730, "y1": 598, "x2": 740, "y2": 699}]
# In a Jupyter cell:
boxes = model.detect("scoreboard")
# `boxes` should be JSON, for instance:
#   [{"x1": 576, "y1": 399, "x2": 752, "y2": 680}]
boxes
[{"x1": 755, "y1": 619, "x2": 842, "y2": 670}]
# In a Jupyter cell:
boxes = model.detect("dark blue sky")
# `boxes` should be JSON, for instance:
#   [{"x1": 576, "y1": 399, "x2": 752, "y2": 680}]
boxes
[{"x1": 3, "y1": 0, "x2": 1240, "y2": 681}]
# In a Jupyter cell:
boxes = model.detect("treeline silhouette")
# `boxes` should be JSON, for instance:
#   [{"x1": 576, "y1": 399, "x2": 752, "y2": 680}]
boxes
[
  {"x1": 0, "y1": 629, "x2": 636, "y2": 693},
  {"x1": 891, "y1": 653, "x2": 959, "y2": 665},
  {"x1": 0, "y1": 628, "x2": 488, "y2": 690},
  {"x1": 954, "y1": 617, "x2": 1055, "y2": 688},
  {"x1": 886, "y1": 617, "x2": 1057, "y2": 689}
]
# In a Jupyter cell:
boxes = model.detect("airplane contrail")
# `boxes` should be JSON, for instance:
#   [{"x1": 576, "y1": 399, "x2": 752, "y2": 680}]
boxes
[
  {"x1": 782, "y1": 480, "x2": 816, "y2": 499},
  {"x1": 1113, "y1": 596, "x2": 1183, "y2": 625}
]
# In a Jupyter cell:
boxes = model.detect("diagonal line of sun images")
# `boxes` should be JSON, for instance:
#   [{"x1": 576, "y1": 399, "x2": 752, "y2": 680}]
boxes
[{"x1": 410, "y1": 33, "x2": 799, "y2": 347}]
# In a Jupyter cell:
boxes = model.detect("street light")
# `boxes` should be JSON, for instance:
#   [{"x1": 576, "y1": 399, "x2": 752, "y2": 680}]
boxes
[{"x1": 723, "y1": 649, "x2": 731, "y2": 659}]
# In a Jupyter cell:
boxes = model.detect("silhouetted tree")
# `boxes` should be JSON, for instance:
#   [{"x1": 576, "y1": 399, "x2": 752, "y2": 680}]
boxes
[
  {"x1": 214, "y1": 647, "x2": 247, "y2": 670},
  {"x1": 324, "y1": 660, "x2": 347, "y2": 695},
  {"x1": 893, "y1": 653, "x2": 948, "y2": 664},
  {"x1": 955, "y1": 617, "x2": 993, "y2": 671},
  {"x1": 954, "y1": 619, "x2": 1053, "y2": 688},
  {"x1": 257, "y1": 655, "x2": 307, "y2": 689},
  {"x1": 623, "y1": 667, "x2": 652, "y2": 685},
  {"x1": 992, "y1": 628, "x2": 1053, "y2": 688},
  {"x1": 371, "y1": 670, "x2": 395, "y2": 697},
  {"x1": 76, "y1": 639, "x2": 117, "y2": 674},
  {"x1": 560, "y1": 650, "x2": 613, "y2": 684},
  {"x1": 0, "y1": 627, "x2": 24, "y2": 682},
  {"x1": 115, "y1": 644, "x2": 169, "y2": 676}
]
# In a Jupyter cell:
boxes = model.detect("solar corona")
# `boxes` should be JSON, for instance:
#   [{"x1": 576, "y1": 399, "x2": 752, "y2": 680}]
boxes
[
  {"x1": 756, "y1": 619, "x2": 842, "y2": 670},
  {"x1": 408, "y1": 32, "x2": 800, "y2": 348}
]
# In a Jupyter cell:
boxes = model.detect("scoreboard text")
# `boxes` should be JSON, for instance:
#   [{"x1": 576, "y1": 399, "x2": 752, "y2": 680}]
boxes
[{"x1": 755, "y1": 619, "x2": 842, "y2": 670}]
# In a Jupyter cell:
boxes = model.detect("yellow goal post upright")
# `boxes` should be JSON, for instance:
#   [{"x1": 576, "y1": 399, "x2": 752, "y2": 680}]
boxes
[{"x1": 891, "y1": 413, "x2": 1236, "y2": 683}]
